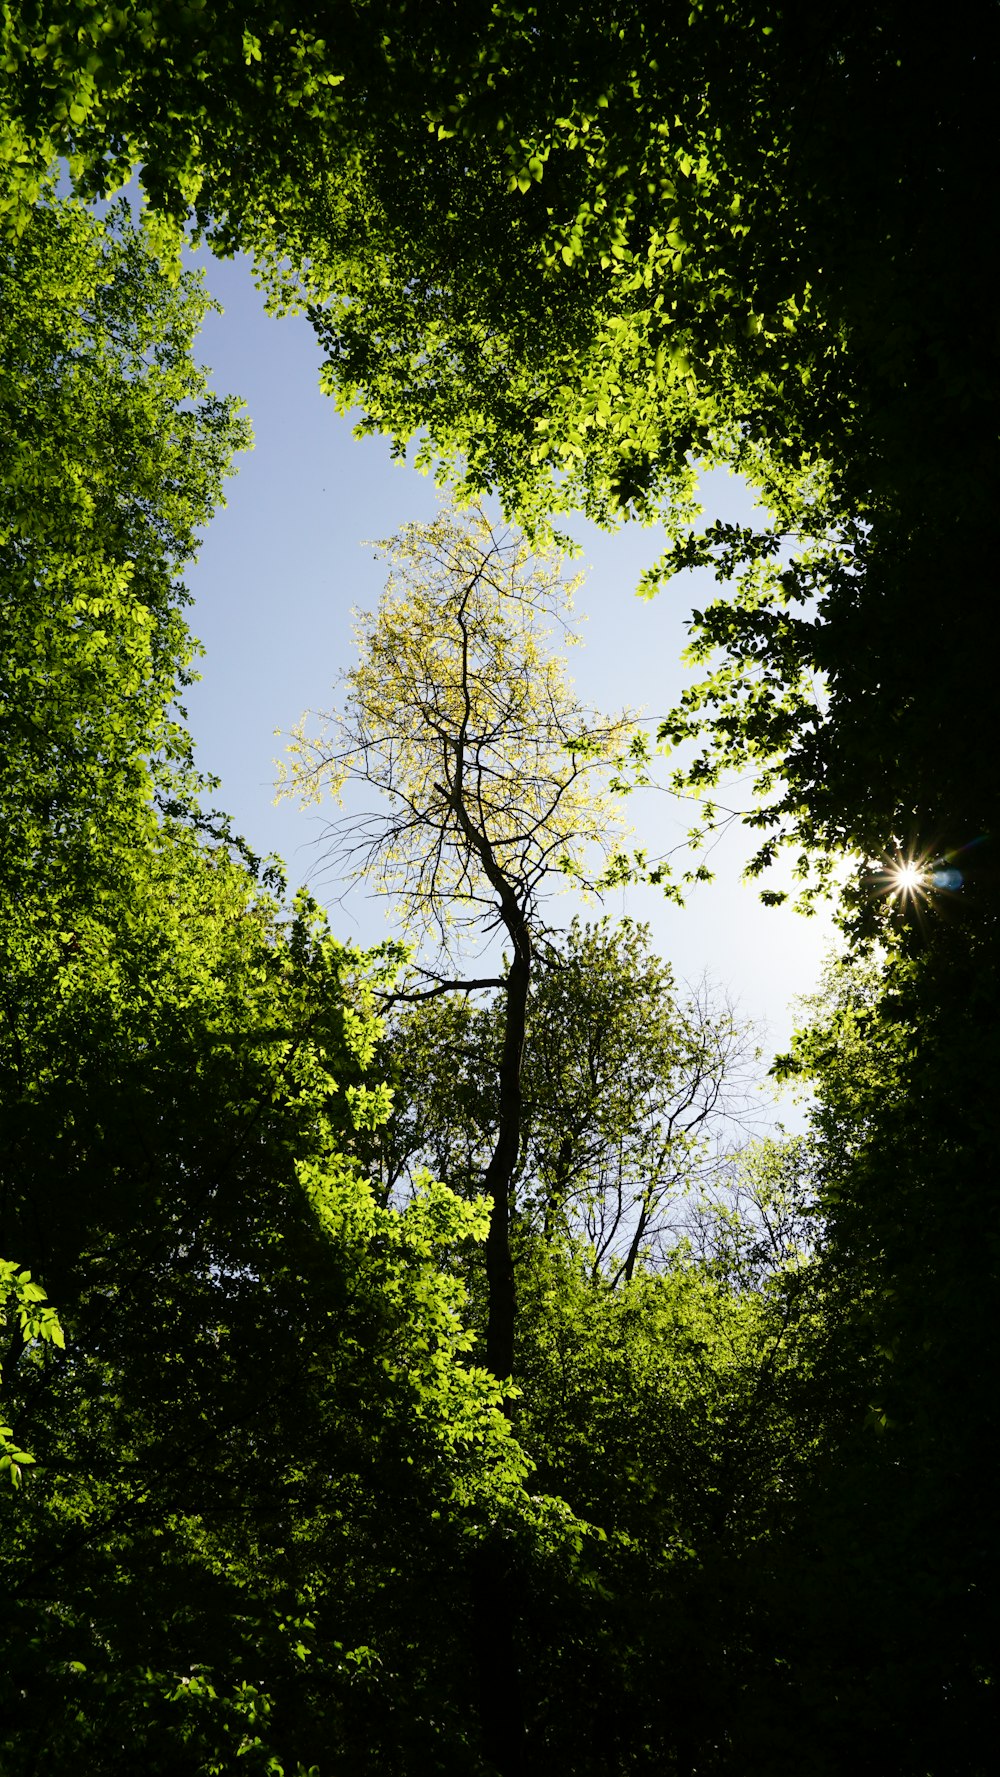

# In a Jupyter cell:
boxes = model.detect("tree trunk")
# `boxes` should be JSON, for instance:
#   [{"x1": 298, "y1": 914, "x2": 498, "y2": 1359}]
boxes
[
  {"x1": 472, "y1": 1536, "x2": 528, "y2": 1777},
  {"x1": 445, "y1": 767, "x2": 532, "y2": 1771},
  {"x1": 474, "y1": 906, "x2": 531, "y2": 1774},
  {"x1": 482, "y1": 921, "x2": 530, "y2": 1389}
]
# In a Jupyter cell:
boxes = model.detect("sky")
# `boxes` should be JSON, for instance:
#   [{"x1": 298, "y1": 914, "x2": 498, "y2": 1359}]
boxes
[{"x1": 180, "y1": 245, "x2": 839, "y2": 1103}]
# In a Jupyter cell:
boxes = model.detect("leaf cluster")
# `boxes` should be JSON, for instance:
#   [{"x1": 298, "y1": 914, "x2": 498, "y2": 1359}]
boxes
[{"x1": 280, "y1": 504, "x2": 640, "y2": 950}]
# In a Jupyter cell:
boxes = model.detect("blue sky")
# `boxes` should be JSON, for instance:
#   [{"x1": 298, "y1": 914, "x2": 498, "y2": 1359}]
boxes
[{"x1": 180, "y1": 245, "x2": 837, "y2": 1086}]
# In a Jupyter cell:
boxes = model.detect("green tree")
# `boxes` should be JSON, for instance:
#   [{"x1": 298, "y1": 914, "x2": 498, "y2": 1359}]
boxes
[
  {"x1": 5, "y1": 20, "x2": 998, "y2": 1764},
  {"x1": 510, "y1": 1232, "x2": 823, "y2": 1774},
  {"x1": 1, "y1": 186, "x2": 250, "y2": 889},
  {"x1": 765, "y1": 941, "x2": 1000, "y2": 1769},
  {"x1": 280, "y1": 504, "x2": 637, "y2": 1393},
  {"x1": 1, "y1": 181, "x2": 244, "y2": 1503},
  {"x1": 366, "y1": 909, "x2": 829, "y2": 1771},
  {"x1": 1, "y1": 195, "x2": 551, "y2": 1775},
  {"x1": 0, "y1": 830, "x2": 535, "y2": 1775},
  {"x1": 372, "y1": 917, "x2": 757, "y2": 1285},
  {"x1": 280, "y1": 502, "x2": 641, "y2": 1774}
]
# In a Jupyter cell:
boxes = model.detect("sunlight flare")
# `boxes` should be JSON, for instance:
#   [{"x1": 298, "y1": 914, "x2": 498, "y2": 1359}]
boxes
[{"x1": 892, "y1": 860, "x2": 925, "y2": 895}]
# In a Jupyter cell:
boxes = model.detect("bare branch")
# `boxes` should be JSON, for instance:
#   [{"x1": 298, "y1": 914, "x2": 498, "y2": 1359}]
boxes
[{"x1": 380, "y1": 974, "x2": 506, "y2": 1006}]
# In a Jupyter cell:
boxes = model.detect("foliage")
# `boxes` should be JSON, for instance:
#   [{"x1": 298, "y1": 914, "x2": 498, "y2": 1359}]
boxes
[
  {"x1": 518, "y1": 920, "x2": 756, "y2": 1275},
  {"x1": 494, "y1": 1184, "x2": 827, "y2": 1775},
  {"x1": 0, "y1": 192, "x2": 552, "y2": 1775},
  {"x1": 0, "y1": 186, "x2": 250, "y2": 891},
  {"x1": 364, "y1": 904, "x2": 833, "y2": 1770},
  {"x1": 685, "y1": 1131, "x2": 820, "y2": 1294},
  {"x1": 280, "y1": 503, "x2": 639, "y2": 945},
  {"x1": 279, "y1": 501, "x2": 658, "y2": 1768},
  {"x1": 0, "y1": 821, "x2": 539, "y2": 1773},
  {"x1": 4, "y1": 6, "x2": 995, "y2": 887},
  {"x1": 372, "y1": 917, "x2": 758, "y2": 1282},
  {"x1": 3, "y1": 19, "x2": 998, "y2": 1768},
  {"x1": 0, "y1": 1259, "x2": 63, "y2": 1486},
  {"x1": 765, "y1": 942, "x2": 1000, "y2": 1769},
  {"x1": 1, "y1": 182, "x2": 238, "y2": 1498}
]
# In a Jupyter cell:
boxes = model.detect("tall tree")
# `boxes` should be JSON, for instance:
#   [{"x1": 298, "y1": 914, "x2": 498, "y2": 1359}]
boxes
[
  {"x1": 767, "y1": 939, "x2": 1000, "y2": 1768},
  {"x1": 280, "y1": 502, "x2": 637, "y2": 1772},
  {"x1": 0, "y1": 833, "x2": 534, "y2": 1774},
  {"x1": 281, "y1": 504, "x2": 637, "y2": 1391},
  {"x1": 2, "y1": 180, "x2": 246, "y2": 1495}
]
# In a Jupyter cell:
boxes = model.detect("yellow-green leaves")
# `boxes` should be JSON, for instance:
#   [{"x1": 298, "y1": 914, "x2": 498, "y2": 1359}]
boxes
[
  {"x1": 0, "y1": 1260, "x2": 63, "y2": 1487},
  {"x1": 279, "y1": 505, "x2": 638, "y2": 947},
  {"x1": 1, "y1": 191, "x2": 250, "y2": 887}
]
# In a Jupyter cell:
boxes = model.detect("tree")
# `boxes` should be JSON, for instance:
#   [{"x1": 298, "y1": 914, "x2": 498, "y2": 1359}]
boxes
[
  {"x1": 506, "y1": 1229, "x2": 824, "y2": 1775},
  {"x1": 1, "y1": 182, "x2": 245, "y2": 1500},
  {"x1": 1, "y1": 186, "x2": 250, "y2": 890},
  {"x1": 517, "y1": 920, "x2": 757, "y2": 1280},
  {"x1": 358, "y1": 963, "x2": 831, "y2": 1773},
  {"x1": 0, "y1": 816, "x2": 548, "y2": 1773},
  {"x1": 682, "y1": 1131, "x2": 820, "y2": 1295},
  {"x1": 765, "y1": 942, "x2": 1000, "y2": 1769},
  {"x1": 281, "y1": 503, "x2": 637, "y2": 1388},
  {"x1": 5, "y1": 18, "x2": 999, "y2": 1764},
  {"x1": 371, "y1": 917, "x2": 758, "y2": 1286},
  {"x1": 280, "y1": 502, "x2": 638, "y2": 1772}
]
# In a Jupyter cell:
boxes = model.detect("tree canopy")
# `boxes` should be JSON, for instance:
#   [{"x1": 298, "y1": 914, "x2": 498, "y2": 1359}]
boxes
[
  {"x1": 281, "y1": 504, "x2": 637, "y2": 940},
  {"x1": 2, "y1": 11, "x2": 999, "y2": 1772},
  {"x1": 4, "y1": 4, "x2": 995, "y2": 892}
]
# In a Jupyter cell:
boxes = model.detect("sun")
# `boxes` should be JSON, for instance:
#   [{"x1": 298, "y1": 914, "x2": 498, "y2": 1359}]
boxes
[
  {"x1": 892, "y1": 861, "x2": 925, "y2": 895},
  {"x1": 875, "y1": 852, "x2": 931, "y2": 908}
]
